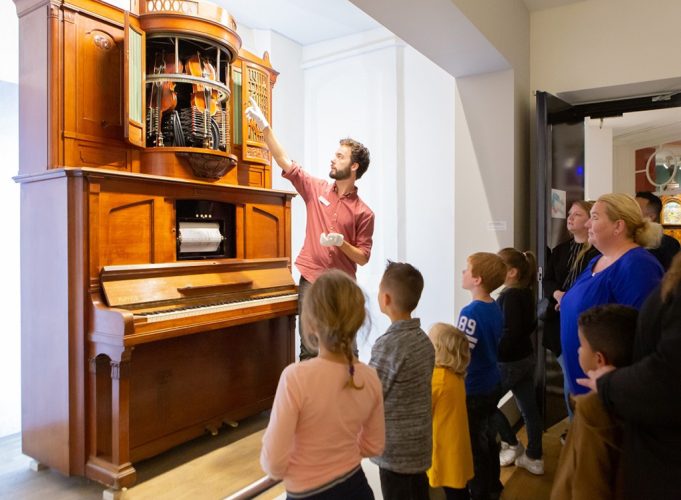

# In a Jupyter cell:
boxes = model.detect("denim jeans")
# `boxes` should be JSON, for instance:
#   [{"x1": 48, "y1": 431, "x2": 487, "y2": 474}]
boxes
[
  {"x1": 466, "y1": 386, "x2": 503, "y2": 500},
  {"x1": 556, "y1": 353, "x2": 573, "y2": 421},
  {"x1": 491, "y1": 356, "x2": 543, "y2": 460}
]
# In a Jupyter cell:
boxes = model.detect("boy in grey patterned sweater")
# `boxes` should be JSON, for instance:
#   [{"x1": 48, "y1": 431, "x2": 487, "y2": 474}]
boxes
[{"x1": 370, "y1": 261, "x2": 435, "y2": 500}]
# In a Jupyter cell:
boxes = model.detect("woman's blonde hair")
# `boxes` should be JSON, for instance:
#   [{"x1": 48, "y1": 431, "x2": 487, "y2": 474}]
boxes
[
  {"x1": 597, "y1": 193, "x2": 662, "y2": 249},
  {"x1": 428, "y1": 323, "x2": 470, "y2": 375},
  {"x1": 570, "y1": 200, "x2": 596, "y2": 268},
  {"x1": 301, "y1": 269, "x2": 367, "y2": 389}
]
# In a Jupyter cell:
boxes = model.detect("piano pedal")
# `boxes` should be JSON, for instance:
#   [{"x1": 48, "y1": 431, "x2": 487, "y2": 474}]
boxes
[
  {"x1": 205, "y1": 425, "x2": 219, "y2": 436},
  {"x1": 223, "y1": 419, "x2": 239, "y2": 428}
]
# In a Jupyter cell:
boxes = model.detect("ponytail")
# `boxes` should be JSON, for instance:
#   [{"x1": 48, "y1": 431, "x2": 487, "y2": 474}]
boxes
[
  {"x1": 341, "y1": 337, "x2": 364, "y2": 390},
  {"x1": 498, "y1": 247, "x2": 537, "y2": 291},
  {"x1": 635, "y1": 220, "x2": 663, "y2": 249}
]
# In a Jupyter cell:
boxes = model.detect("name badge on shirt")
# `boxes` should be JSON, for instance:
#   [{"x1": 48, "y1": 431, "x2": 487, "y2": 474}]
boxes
[{"x1": 318, "y1": 195, "x2": 330, "y2": 206}]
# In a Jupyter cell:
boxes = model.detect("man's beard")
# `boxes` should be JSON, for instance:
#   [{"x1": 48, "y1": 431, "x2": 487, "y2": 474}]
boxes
[{"x1": 330, "y1": 165, "x2": 351, "y2": 180}]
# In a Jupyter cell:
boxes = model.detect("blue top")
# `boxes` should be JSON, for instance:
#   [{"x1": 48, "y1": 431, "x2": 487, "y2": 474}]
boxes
[
  {"x1": 457, "y1": 300, "x2": 503, "y2": 395},
  {"x1": 560, "y1": 246, "x2": 663, "y2": 395}
]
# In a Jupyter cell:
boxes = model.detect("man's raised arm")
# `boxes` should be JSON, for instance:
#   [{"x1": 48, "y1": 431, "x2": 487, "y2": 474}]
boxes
[{"x1": 245, "y1": 97, "x2": 293, "y2": 173}]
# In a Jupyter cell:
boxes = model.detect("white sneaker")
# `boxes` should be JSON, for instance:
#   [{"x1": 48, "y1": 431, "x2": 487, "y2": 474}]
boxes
[
  {"x1": 515, "y1": 452, "x2": 545, "y2": 475},
  {"x1": 499, "y1": 441, "x2": 524, "y2": 466}
]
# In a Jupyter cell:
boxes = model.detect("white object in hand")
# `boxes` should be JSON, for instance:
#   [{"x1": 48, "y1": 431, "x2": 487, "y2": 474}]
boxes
[
  {"x1": 320, "y1": 232, "x2": 344, "y2": 247},
  {"x1": 244, "y1": 96, "x2": 269, "y2": 130}
]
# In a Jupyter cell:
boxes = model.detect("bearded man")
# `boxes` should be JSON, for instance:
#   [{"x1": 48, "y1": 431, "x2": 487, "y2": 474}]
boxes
[{"x1": 246, "y1": 98, "x2": 374, "y2": 360}]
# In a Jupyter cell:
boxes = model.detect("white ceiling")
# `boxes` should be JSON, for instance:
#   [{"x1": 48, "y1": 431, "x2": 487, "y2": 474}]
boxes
[
  {"x1": 217, "y1": 0, "x2": 680, "y2": 147},
  {"x1": 216, "y1": 0, "x2": 590, "y2": 48},
  {"x1": 213, "y1": 0, "x2": 380, "y2": 45}
]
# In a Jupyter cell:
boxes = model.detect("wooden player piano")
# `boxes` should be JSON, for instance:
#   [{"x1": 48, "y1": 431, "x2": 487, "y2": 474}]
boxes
[{"x1": 13, "y1": 0, "x2": 295, "y2": 491}]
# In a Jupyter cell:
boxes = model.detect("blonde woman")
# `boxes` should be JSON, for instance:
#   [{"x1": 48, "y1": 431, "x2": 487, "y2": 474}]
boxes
[
  {"x1": 543, "y1": 200, "x2": 600, "y2": 422},
  {"x1": 560, "y1": 193, "x2": 664, "y2": 397},
  {"x1": 427, "y1": 323, "x2": 474, "y2": 500},
  {"x1": 546, "y1": 200, "x2": 599, "y2": 314}
]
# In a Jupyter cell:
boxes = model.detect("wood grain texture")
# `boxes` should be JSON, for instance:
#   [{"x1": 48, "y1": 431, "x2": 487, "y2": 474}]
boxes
[{"x1": 15, "y1": 0, "x2": 291, "y2": 490}]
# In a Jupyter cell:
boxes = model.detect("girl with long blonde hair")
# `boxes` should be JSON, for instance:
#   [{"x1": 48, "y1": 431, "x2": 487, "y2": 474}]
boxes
[{"x1": 261, "y1": 270, "x2": 384, "y2": 499}]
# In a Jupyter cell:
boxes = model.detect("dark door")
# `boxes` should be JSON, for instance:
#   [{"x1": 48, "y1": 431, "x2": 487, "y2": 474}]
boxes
[
  {"x1": 535, "y1": 91, "x2": 585, "y2": 429},
  {"x1": 535, "y1": 90, "x2": 681, "y2": 429}
]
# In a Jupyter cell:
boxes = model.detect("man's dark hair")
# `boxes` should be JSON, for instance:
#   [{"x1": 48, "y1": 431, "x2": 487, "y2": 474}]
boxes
[
  {"x1": 340, "y1": 138, "x2": 370, "y2": 179},
  {"x1": 380, "y1": 260, "x2": 424, "y2": 313},
  {"x1": 578, "y1": 304, "x2": 638, "y2": 367},
  {"x1": 636, "y1": 191, "x2": 663, "y2": 221}
]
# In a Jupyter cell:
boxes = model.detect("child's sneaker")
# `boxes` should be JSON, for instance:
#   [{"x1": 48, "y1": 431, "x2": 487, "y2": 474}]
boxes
[
  {"x1": 515, "y1": 452, "x2": 545, "y2": 475},
  {"x1": 499, "y1": 441, "x2": 524, "y2": 466}
]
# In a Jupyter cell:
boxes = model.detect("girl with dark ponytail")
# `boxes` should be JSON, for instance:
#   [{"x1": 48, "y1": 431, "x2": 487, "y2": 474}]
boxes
[
  {"x1": 493, "y1": 248, "x2": 545, "y2": 475},
  {"x1": 261, "y1": 269, "x2": 384, "y2": 499}
]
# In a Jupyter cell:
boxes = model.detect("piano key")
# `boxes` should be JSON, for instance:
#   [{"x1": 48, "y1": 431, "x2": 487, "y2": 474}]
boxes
[{"x1": 136, "y1": 293, "x2": 298, "y2": 323}]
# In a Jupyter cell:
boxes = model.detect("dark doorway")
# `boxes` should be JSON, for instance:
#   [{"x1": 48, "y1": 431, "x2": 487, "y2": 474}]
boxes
[{"x1": 535, "y1": 90, "x2": 681, "y2": 429}]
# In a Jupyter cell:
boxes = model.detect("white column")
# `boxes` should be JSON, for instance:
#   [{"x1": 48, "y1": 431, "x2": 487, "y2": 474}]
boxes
[{"x1": 585, "y1": 120, "x2": 614, "y2": 199}]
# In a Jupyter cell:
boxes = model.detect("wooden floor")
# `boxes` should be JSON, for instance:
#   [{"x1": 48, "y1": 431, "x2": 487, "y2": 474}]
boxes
[{"x1": 0, "y1": 411, "x2": 568, "y2": 500}]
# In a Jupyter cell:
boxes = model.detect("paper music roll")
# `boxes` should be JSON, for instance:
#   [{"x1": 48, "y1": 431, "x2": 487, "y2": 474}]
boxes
[{"x1": 178, "y1": 222, "x2": 223, "y2": 253}]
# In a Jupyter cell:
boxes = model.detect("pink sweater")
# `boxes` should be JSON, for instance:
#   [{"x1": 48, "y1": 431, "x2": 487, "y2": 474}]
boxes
[{"x1": 260, "y1": 358, "x2": 385, "y2": 494}]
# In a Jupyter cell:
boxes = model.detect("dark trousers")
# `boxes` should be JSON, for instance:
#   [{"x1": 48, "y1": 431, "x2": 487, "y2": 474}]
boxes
[
  {"x1": 443, "y1": 487, "x2": 471, "y2": 500},
  {"x1": 286, "y1": 466, "x2": 373, "y2": 499},
  {"x1": 378, "y1": 468, "x2": 429, "y2": 500},
  {"x1": 466, "y1": 388, "x2": 503, "y2": 500},
  {"x1": 297, "y1": 275, "x2": 357, "y2": 361},
  {"x1": 298, "y1": 277, "x2": 316, "y2": 361}
]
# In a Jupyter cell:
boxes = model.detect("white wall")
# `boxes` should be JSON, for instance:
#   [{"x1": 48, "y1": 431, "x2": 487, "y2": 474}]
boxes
[
  {"x1": 531, "y1": 0, "x2": 681, "y2": 96},
  {"x1": 584, "y1": 121, "x2": 614, "y2": 199},
  {"x1": 613, "y1": 143, "x2": 636, "y2": 195},
  {"x1": 302, "y1": 29, "x2": 400, "y2": 359},
  {"x1": 301, "y1": 28, "x2": 457, "y2": 360},
  {"x1": 402, "y1": 46, "x2": 456, "y2": 333},
  {"x1": 0, "y1": 0, "x2": 20, "y2": 438},
  {"x1": 452, "y1": 0, "x2": 529, "y2": 80},
  {"x1": 530, "y1": 0, "x2": 681, "y2": 222},
  {"x1": 454, "y1": 69, "x2": 516, "y2": 311},
  {"x1": 351, "y1": 0, "x2": 531, "y2": 248}
]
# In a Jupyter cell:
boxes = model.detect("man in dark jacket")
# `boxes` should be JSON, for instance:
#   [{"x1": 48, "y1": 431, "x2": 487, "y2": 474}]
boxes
[{"x1": 636, "y1": 191, "x2": 680, "y2": 270}]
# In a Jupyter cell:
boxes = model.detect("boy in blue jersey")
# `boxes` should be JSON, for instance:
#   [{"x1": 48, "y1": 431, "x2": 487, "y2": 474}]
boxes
[{"x1": 458, "y1": 252, "x2": 507, "y2": 500}]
